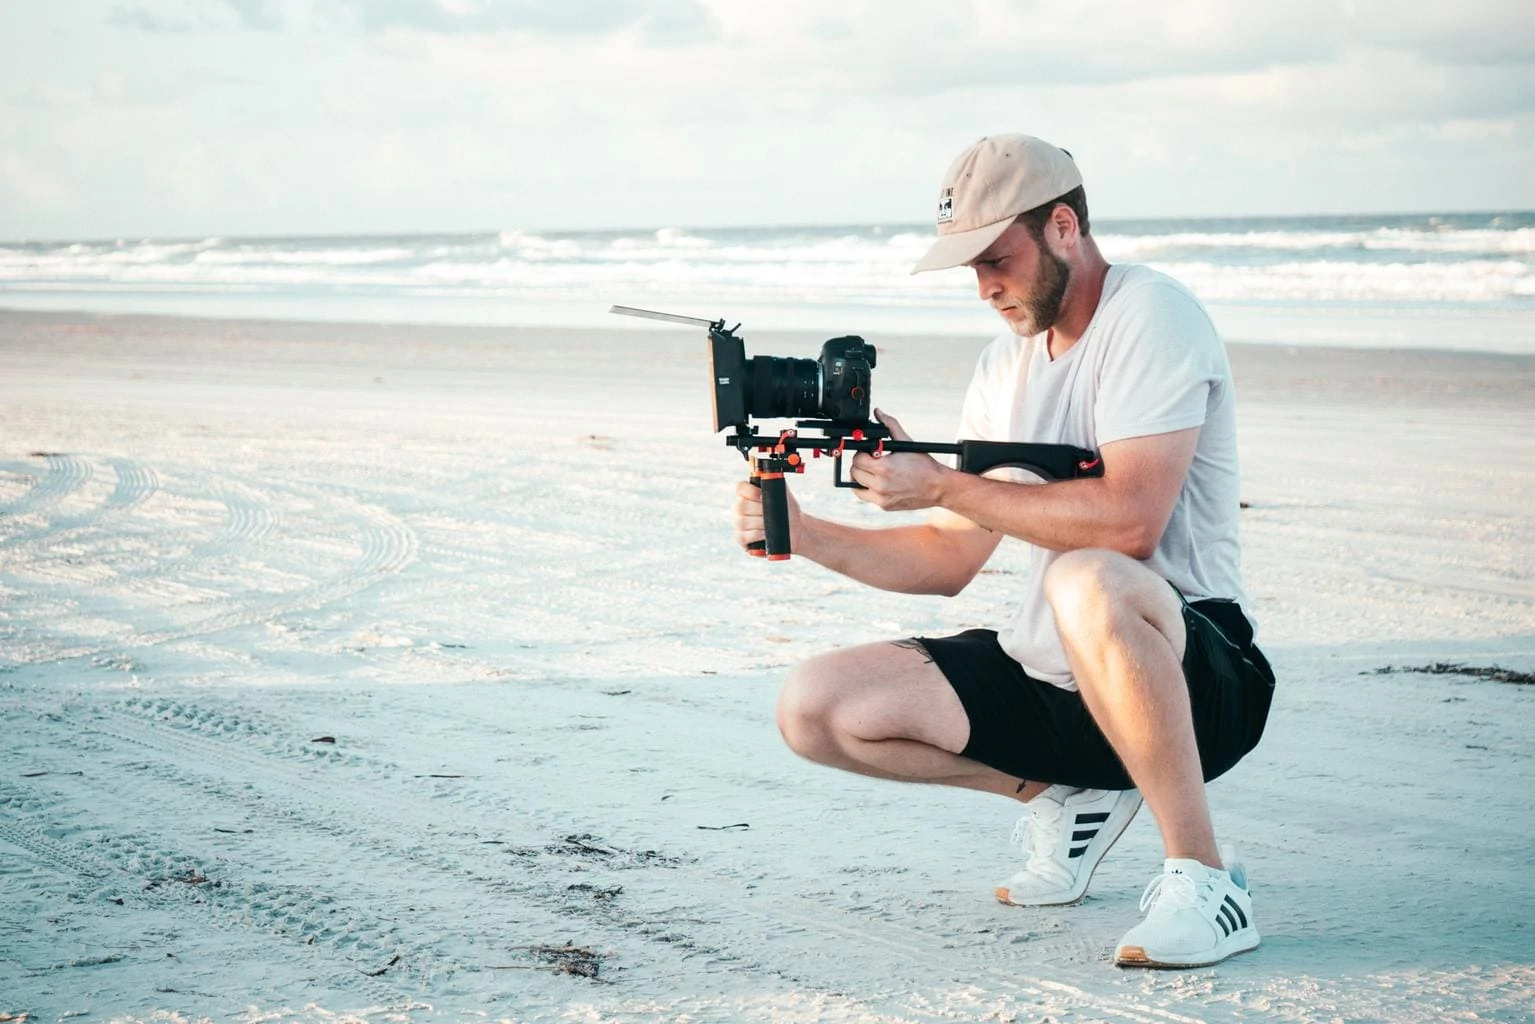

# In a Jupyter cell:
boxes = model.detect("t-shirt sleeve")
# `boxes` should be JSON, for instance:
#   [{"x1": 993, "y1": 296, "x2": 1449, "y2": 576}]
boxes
[
  {"x1": 956, "y1": 358, "x2": 994, "y2": 442},
  {"x1": 956, "y1": 339, "x2": 1009, "y2": 442},
  {"x1": 1094, "y1": 281, "x2": 1223, "y2": 445},
  {"x1": 954, "y1": 337, "x2": 1041, "y2": 482}
]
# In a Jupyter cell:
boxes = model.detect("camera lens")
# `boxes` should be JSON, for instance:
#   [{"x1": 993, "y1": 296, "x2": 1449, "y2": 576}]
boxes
[{"x1": 747, "y1": 355, "x2": 821, "y2": 420}]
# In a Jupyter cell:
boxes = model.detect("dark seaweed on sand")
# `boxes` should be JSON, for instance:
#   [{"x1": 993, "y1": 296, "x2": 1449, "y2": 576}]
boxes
[{"x1": 1365, "y1": 662, "x2": 1534, "y2": 685}]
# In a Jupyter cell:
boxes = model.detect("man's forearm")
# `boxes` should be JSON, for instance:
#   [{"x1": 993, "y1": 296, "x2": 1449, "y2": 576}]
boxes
[
  {"x1": 934, "y1": 470, "x2": 1156, "y2": 559},
  {"x1": 846, "y1": 426, "x2": 1196, "y2": 562},
  {"x1": 795, "y1": 515, "x2": 985, "y2": 597}
]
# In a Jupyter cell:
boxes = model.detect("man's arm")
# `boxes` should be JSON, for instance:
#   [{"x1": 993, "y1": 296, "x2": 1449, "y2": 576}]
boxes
[
  {"x1": 849, "y1": 412, "x2": 1200, "y2": 560},
  {"x1": 732, "y1": 481, "x2": 1003, "y2": 596}
]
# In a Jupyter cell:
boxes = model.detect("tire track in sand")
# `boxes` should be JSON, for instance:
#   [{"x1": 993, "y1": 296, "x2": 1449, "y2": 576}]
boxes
[
  {"x1": 13, "y1": 482, "x2": 416, "y2": 665},
  {"x1": 199, "y1": 477, "x2": 279, "y2": 555},
  {"x1": 107, "y1": 474, "x2": 281, "y2": 586},
  {"x1": 71, "y1": 692, "x2": 1202, "y2": 1024},
  {"x1": 0, "y1": 453, "x2": 93, "y2": 523},
  {"x1": 133, "y1": 486, "x2": 417, "y2": 647},
  {"x1": 0, "y1": 456, "x2": 161, "y2": 556},
  {"x1": 0, "y1": 701, "x2": 778, "y2": 1014},
  {"x1": 61, "y1": 456, "x2": 160, "y2": 529},
  {"x1": 0, "y1": 778, "x2": 414, "y2": 1007}
]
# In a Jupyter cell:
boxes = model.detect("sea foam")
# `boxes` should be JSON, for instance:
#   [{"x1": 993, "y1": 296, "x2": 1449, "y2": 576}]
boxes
[{"x1": 3, "y1": 213, "x2": 1532, "y2": 352}]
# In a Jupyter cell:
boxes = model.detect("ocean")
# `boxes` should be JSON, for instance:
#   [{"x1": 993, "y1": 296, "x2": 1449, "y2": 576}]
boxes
[{"x1": 3, "y1": 211, "x2": 1532, "y2": 354}]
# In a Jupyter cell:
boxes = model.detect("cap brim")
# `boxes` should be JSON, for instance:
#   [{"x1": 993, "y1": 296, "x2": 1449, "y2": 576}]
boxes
[{"x1": 909, "y1": 218, "x2": 1014, "y2": 274}]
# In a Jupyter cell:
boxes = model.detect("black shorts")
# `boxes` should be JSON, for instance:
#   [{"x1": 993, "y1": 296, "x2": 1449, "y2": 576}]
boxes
[{"x1": 915, "y1": 591, "x2": 1275, "y2": 790}]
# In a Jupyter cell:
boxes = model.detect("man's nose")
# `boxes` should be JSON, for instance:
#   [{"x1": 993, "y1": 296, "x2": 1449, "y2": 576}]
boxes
[{"x1": 975, "y1": 266, "x2": 1000, "y2": 301}]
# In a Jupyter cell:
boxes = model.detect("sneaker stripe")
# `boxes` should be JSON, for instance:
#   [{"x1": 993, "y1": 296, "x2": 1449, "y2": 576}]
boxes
[
  {"x1": 1224, "y1": 895, "x2": 1249, "y2": 930},
  {"x1": 1216, "y1": 910, "x2": 1232, "y2": 937},
  {"x1": 1071, "y1": 829, "x2": 1100, "y2": 842},
  {"x1": 1068, "y1": 845, "x2": 1088, "y2": 858},
  {"x1": 1077, "y1": 812, "x2": 1111, "y2": 824},
  {"x1": 1218, "y1": 904, "x2": 1238, "y2": 935}
]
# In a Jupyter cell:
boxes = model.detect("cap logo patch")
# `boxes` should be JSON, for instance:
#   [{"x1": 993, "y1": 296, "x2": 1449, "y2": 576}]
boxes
[{"x1": 937, "y1": 188, "x2": 954, "y2": 224}]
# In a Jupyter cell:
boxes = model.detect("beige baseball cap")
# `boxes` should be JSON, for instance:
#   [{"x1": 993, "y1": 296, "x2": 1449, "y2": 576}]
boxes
[{"x1": 911, "y1": 134, "x2": 1083, "y2": 274}]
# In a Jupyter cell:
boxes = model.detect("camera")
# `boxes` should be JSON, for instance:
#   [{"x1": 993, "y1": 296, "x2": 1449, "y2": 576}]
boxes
[
  {"x1": 709, "y1": 330, "x2": 876, "y2": 433},
  {"x1": 608, "y1": 304, "x2": 1104, "y2": 561}
]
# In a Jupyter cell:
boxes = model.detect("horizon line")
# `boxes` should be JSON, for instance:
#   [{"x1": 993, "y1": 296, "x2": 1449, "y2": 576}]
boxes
[{"x1": 3, "y1": 206, "x2": 1533, "y2": 248}]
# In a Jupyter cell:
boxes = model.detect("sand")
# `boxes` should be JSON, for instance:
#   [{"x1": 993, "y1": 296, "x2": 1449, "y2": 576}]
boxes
[{"x1": 1, "y1": 308, "x2": 1532, "y2": 1023}]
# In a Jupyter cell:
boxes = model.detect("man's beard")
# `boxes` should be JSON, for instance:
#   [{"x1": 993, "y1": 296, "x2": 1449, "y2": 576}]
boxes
[{"x1": 1009, "y1": 247, "x2": 1071, "y2": 336}]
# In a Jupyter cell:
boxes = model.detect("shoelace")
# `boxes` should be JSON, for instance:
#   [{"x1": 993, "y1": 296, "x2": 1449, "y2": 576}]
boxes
[
  {"x1": 1010, "y1": 798, "x2": 1066, "y2": 868},
  {"x1": 1138, "y1": 869, "x2": 1201, "y2": 914}
]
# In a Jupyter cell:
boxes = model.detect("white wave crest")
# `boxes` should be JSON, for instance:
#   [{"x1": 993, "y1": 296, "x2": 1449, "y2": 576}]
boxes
[
  {"x1": 652, "y1": 227, "x2": 712, "y2": 249},
  {"x1": 192, "y1": 246, "x2": 417, "y2": 266},
  {"x1": 1099, "y1": 226, "x2": 1535, "y2": 258},
  {"x1": 3, "y1": 224, "x2": 1533, "y2": 326}
]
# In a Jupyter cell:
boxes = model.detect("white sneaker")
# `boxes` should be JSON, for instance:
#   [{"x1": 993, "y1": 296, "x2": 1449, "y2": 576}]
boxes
[
  {"x1": 1114, "y1": 846, "x2": 1259, "y2": 968},
  {"x1": 995, "y1": 786, "x2": 1143, "y2": 907}
]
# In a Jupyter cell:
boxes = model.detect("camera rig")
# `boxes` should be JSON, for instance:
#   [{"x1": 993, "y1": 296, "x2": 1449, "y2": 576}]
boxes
[{"x1": 610, "y1": 305, "x2": 1104, "y2": 560}]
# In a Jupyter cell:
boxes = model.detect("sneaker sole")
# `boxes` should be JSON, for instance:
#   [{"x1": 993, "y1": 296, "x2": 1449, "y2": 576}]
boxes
[
  {"x1": 1115, "y1": 931, "x2": 1260, "y2": 969},
  {"x1": 994, "y1": 792, "x2": 1143, "y2": 908}
]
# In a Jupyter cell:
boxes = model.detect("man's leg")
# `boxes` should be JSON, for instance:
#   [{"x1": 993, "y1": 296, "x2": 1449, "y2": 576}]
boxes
[
  {"x1": 775, "y1": 641, "x2": 1050, "y2": 802},
  {"x1": 1046, "y1": 549, "x2": 1264, "y2": 967},
  {"x1": 1043, "y1": 548, "x2": 1219, "y2": 868},
  {"x1": 778, "y1": 636, "x2": 1143, "y2": 907}
]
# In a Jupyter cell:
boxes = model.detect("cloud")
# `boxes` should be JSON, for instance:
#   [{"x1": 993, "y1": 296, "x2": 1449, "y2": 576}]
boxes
[
  {"x1": 106, "y1": 6, "x2": 196, "y2": 32},
  {"x1": 104, "y1": 0, "x2": 719, "y2": 41},
  {"x1": 699, "y1": 0, "x2": 1535, "y2": 96},
  {"x1": 192, "y1": 0, "x2": 721, "y2": 41},
  {"x1": 1364, "y1": 0, "x2": 1535, "y2": 64},
  {"x1": 106, "y1": 1, "x2": 1535, "y2": 77},
  {"x1": 224, "y1": 0, "x2": 283, "y2": 31},
  {"x1": 1120, "y1": 48, "x2": 1535, "y2": 128},
  {"x1": 12, "y1": 0, "x2": 1532, "y2": 239},
  {"x1": 107, "y1": 0, "x2": 277, "y2": 33}
]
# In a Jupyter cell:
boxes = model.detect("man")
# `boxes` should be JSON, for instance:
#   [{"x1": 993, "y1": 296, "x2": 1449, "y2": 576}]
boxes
[{"x1": 732, "y1": 134, "x2": 1275, "y2": 968}]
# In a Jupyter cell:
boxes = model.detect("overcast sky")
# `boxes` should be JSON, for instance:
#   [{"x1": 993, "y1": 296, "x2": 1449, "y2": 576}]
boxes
[{"x1": 2, "y1": 0, "x2": 1533, "y2": 240}]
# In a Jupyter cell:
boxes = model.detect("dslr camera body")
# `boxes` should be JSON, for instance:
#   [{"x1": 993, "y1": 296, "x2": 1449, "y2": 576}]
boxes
[{"x1": 710, "y1": 330, "x2": 877, "y2": 433}]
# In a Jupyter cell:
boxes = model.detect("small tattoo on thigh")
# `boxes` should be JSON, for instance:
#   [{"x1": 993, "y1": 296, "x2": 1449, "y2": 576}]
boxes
[
  {"x1": 889, "y1": 638, "x2": 934, "y2": 664},
  {"x1": 1016, "y1": 779, "x2": 1031, "y2": 794}
]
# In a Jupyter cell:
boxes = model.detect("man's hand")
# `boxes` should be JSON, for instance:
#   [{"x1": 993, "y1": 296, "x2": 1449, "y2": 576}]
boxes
[
  {"x1": 848, "y1": 409, "x2": 955, "y2": 512},
  {"x1": 733, "y1": 475, "x2": 808, "y2": 554}
]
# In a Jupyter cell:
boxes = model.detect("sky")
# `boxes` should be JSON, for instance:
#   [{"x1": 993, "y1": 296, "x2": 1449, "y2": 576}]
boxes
[{"x1": 2, "y1": 0, "x2": 1534, "y2": 241}]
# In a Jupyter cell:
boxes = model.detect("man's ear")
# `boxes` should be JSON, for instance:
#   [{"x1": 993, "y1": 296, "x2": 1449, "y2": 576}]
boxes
[{"x1": 1049, "y1": 203, "x2": 1079, "y2": 246}]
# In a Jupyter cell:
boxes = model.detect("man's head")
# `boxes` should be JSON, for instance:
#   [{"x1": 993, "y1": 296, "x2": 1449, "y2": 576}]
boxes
[{"x1": 913, "y1": 134, "x2": 1094, "y2": 335}]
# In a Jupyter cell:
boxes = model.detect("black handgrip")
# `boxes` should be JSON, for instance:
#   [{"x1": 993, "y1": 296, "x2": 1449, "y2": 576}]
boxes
[
  {"x1": 957, "y1": 440, "x2": 1103, "y2": 480},
  {"x1": 757, "y1": 469, "x2": 792, "y2": 561},
  {"x1": 745, "y1": 472, "x2": 767, "y2": 557}
]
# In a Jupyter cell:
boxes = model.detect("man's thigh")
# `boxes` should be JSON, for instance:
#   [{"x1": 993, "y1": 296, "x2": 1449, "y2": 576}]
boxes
[
  {"x1": 1046, "y1": 548, "x2": 1189, "y2": 661},
  {"x1": 914, "y1": 627, "x2": 1138, "y2": 789},
  {"x1": 785, "y1": 640, "x2": 973, "y2": 754}
]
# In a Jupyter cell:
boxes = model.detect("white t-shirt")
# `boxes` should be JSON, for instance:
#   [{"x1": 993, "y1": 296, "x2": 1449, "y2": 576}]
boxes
[{"x1": 956, "y1": 263, "x2": 1248, "y2": 689}]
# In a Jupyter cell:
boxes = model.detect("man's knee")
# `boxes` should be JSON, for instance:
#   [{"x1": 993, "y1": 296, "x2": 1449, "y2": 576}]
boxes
[
  {"x1": 775, "y1": 655, "x2": 842, "y2": 759},
  {"x1": 776, "y1": 641, "x2": 966, "y2": 761},
  {"x1": 1043, "y1": 549, "x2": 1129, "y2": 634},
  {"x1": 1043, "y1": 548, "x2": 1185, "y2": 665}
]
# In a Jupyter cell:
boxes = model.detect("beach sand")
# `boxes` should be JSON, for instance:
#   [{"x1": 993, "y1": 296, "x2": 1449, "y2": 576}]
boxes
[{"x1": 1, "y1": 308, "x2": 1532, "y2": 1023}]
